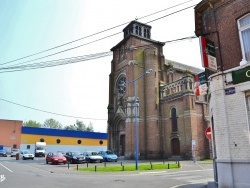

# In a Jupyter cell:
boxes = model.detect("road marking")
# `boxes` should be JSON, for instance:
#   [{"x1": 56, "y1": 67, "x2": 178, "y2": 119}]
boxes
[
  {"x1": 0, "y1": 163, "x2": 13, "y2": 172},
  {"x1": 169, "y1": 181, "x2": 208, "y2": 188},
  {"x1": 139, "y1": 169, "x2": 213, "y2": 175}
]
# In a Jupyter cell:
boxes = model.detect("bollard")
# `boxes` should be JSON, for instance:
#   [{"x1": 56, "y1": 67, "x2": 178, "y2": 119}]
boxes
[
  {"x1": 68, "y1": 162, "x2": 69, "y2": 169},
  {"x1": 120, "y1": 162, "x2": 122, "y2": 166},
  {"x1": 178, "y1": 161, "x2": 180, "y2": 167},
  {"x1": 16, "y1": 153, "x2": 19, "y2": 160},
  {"x1": 95, "y1": 166, "x2": 97, "y2": 172},
  {"x1": 104, "y1": 162, "x2": 106, "y2": 167},
  {"x1": 77, "y1": 164, "x2": 78, "y2": 171},
  {"x1": 87, "y1": 162, "x2": 88, "y2": 168},
  {"x1": 151, "y1": 163, "x2": 153, "y2": 170},
  {"x1": 122, "y1": 165, "x2": 124, "y2": 171},
  {"x1": 168, "y1": 163, "x2": 169, "y2": 169}
]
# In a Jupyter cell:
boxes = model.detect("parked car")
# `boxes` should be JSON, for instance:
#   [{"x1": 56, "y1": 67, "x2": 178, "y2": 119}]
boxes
[
  {"x1": 98, "y1": 150, "x2": 118, "y2": 162},
  {"x1": 83, "y1": 151, "x2": 103, "y2": 163},
  {"x1": 10, "y1": 149, "x2": 20, "y2": 157},
  {"x1": 0, "y1": 149, "x2": 7, "y2": 157},
  {"x1": 20, "y1": 150, "x2": 34, "y2": 160},
  {"x1": 64, "y1": 151, "x2": 85, "y2": 164},
  {"x1": 46, "y1": 152, "x2": 67, "y2": 165}
]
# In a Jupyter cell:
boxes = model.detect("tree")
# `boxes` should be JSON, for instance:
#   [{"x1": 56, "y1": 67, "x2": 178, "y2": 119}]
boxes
[
  {"x1": 64, "y1": 120, "x2": 94, "y2": 132},
  {"x1": 86, "y1": 122, "x2": 94, "y2": 132},
  {"x1": 64, "y1": 125, "x2": 76, "y2": 130},
  {"x1": 24, "y1": 120, "x2": 42, "y2": 128},
  {"x1": 43, "y1": 118, "x2": 62, "y2": 129}
]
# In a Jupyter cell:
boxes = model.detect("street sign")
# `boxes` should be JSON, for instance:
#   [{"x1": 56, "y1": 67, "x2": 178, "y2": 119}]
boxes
[
  {"x1": 199, "y1": 36, "x2": 217, "y2": 72},
  {"x1": 205, "y1": 127, "x2": 212, "y2": 139}
]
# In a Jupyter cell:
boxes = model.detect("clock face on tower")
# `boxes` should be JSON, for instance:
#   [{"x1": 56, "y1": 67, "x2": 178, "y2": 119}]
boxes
[{"x1": 117, "y1": 76, "x2": 126, "y2": 95}]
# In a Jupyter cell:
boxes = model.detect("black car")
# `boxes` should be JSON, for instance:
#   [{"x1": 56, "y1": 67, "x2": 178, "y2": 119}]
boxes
[
  {"x1": 0, "y1": 149, "x2": 7, "y2": 157},
  {"x1": 64, "y1": 151, "x2": 85, "y2": 164}
]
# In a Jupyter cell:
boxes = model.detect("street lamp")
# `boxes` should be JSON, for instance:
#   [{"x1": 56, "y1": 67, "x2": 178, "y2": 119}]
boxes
[{"x1": 127, "y1": 68, "x2": 153, "y2": 170}]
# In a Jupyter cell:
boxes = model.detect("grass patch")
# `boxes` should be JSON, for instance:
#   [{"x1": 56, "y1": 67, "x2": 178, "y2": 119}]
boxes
[{"x1": 76, "y1": 163, "x2": 180, "y2": 172}]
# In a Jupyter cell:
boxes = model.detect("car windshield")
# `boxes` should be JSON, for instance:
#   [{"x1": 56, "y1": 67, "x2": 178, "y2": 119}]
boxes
[
  {"x1": 72, "y1": 151, "x2": 81, "y2": 156},
  {"x1": 23, "y1": 150, "x2": 30, "y2": 154},
  {"x1": 90, "y1": 152, "x2": 98, "y2": 155},
  {"x1": 106, "y1": 151, "x2": 114, "y2": 155},
  {"x1": 36, "y1": 146, "x2": 45, "y2": 150},
  {"x1": 54, "y1": 153, "x2": 64, "y2": 156}
]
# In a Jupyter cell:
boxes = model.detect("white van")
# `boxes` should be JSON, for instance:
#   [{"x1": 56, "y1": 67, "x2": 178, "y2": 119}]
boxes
[{"x1": 10, "y1": 149, "x2": 20, "y2": 157}]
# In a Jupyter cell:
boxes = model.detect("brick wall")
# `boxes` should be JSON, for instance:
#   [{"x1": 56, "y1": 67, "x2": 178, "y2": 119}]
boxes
[{"x1": 0, "y1": 120, "x2": 23, "y2": 149}]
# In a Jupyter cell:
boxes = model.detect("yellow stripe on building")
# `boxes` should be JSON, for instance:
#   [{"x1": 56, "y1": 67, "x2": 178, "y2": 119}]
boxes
[{"x1": 21, "y1": 134, "x2": 107, "y2": 146}]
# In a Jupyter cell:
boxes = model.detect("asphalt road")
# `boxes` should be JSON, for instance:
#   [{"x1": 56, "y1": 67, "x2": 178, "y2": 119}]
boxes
[{"x1": 0, "y1": 156, "x2": 214, "y2": 188}]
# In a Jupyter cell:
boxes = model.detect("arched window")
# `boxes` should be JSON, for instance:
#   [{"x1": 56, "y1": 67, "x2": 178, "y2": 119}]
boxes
[
  {"x1": 56, "y1": 139, "x2": 61, "y2": 144},
  {"x1": 99, "y1": 140, "x2": 103, "y2": 145},
  {"x1": 77, "y1": 140, "x2": 82, "y2": 144},
  {"x1": 171, "y1": 108, "x2": 178, "y2": 132}
]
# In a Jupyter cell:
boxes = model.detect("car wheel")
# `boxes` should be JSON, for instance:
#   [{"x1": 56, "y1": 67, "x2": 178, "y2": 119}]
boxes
[{"x1": 46, "y1": 160, "x2": 48, "y2": 164}]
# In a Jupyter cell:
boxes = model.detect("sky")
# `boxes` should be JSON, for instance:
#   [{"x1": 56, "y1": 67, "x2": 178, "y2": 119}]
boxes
[{"x1": 0, "y1": 0, "x2": 203, "y2": 133}]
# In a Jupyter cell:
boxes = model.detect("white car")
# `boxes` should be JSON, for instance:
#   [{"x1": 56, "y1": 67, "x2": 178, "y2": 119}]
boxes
[
  {"x1": 10, "y1": 149, "x2": 20, "y2": 157},
  {"x1": 82, "y1": 151, "x2": 103, "y2": 163},
  {"x1": 20, "y1": 150, "x2": 34, "y2": 160}
]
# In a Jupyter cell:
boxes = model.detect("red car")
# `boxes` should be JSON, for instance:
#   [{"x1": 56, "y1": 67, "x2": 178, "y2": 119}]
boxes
[{"x1": 46, "y1": 152, "x2": 67, "y2": 165}]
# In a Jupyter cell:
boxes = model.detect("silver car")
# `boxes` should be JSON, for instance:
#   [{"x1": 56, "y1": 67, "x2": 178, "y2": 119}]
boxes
[{"x1": 82, "y1": 151, "x2": 103, "y2": 163}]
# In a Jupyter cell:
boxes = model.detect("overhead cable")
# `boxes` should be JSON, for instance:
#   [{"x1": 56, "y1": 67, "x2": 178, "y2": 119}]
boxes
[
  {"x1": 0, "y1": 0, "x2": 197, "y2": 67},
  {"x1": 0, "y1": 98, "x2": 107, "y2": 121}
]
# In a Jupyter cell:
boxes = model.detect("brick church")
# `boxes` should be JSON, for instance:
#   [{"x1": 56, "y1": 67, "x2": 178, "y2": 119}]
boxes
[{"x1": 107, "y1": 21, "x2": 210, "y2": 160}]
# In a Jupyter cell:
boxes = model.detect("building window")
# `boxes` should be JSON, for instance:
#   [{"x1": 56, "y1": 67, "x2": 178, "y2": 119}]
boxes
[
  {"x1": 27, "y1": 145, "x2": 30, "y2": 149},
  {"x1": 56, "y1": 139, "x2": 61, "y2": 144},
  {"x1": 120, "y1": 45, "x2": 125, "y2": 61},
  {"x1": 40, "y1": 138, "x2": 45, "y2": 142},
  {"x1": 99, "y1": 140, "x2": 103, "y2": 145},
  {"x1": 13, "y1": 144, "x2": 17, "y2": 149},
  {"x1": 135, "y1": 25, "x2": 142, "y2": 36},
  {"x1": 238, "y1": 14, "x2": 250, "y2": 61},
  {"x1": 77, "y1": 140, "x2": 82, "y2": 144},
  {"x1": 171, "y1": 107, "x2": 178, "y2": 132},
  {"x1": 143, "y1": 27, "x2": 150, "y2": 38},
  {"x1": 116, "y1": 76, "x2": 126, "y2": 95},
  {"x1": 167, "y1": 72, "x2": 173, "y2": 83}
]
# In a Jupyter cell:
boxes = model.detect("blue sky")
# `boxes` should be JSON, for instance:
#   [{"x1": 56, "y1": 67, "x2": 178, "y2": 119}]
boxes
[{"x1": 0, "y1": 0, "x2": 203, "y2": 132}]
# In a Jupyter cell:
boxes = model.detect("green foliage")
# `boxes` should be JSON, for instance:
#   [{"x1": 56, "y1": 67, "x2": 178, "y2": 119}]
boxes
[
  {"x1": 24, "y1": 120, "x2": 42, "y2": 128},
  {"x1": 77, "y1": 163, "x2": 180, "y2": 172},
  {"x1": 64, "y1": 125, "x2": 76, "y2": 130},
  {"x1": 64, "y1": 120, "x2": 94, "y2": 132},
  {"x1": 43, "y1": 118, "x2": 62, "y2": 129}
]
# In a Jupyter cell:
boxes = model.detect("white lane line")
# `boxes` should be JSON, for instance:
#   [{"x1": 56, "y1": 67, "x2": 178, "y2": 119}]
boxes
[
  {"x1": 169, "y1": 181, "x2": 208, "y2": 188},
  {"x1": 0, "y1": 163, "x2": 13, "y2": 172}
]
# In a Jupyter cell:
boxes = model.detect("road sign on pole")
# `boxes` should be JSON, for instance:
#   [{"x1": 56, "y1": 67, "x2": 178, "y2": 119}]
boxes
[{"x1": 205, "y1": 127, "x2": 212, "y2": 139}]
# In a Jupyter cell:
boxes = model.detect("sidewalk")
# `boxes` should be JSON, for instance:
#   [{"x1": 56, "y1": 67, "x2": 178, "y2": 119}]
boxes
[{"x1": 207, "y1": 181, "x2": 218, "y2": 188}]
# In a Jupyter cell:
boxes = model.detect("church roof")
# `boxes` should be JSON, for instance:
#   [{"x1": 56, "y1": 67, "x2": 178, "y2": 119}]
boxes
[{"x1": 165, "y1": 59, "x2": 204, "y2": 74}]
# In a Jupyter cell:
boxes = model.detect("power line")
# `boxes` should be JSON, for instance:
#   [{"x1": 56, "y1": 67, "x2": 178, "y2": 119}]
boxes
[
  {"x1": 0, "y1": 98, "x2": 107, "y2": 121},
  {"x1": 0, "y1": 0, "x2": 197, "y2": 67},
  {"x1": 0, "y1": 35, "x2": 197, "y2": 73},
  {"x1": 0, "y1": 51, "x2": 112, "y2": 73}
]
